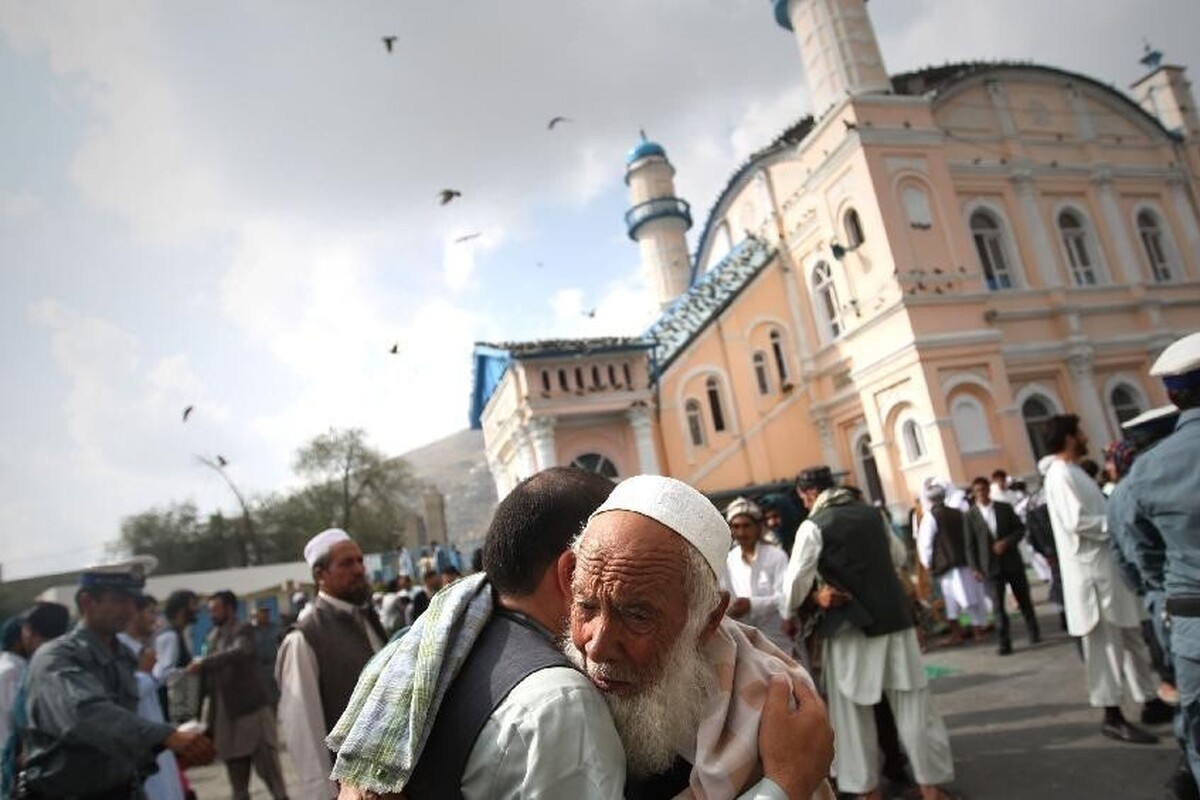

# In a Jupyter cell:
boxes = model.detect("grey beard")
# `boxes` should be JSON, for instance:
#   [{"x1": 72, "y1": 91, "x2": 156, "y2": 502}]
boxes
[{"x1": 562, "y1": 630, "x2": 716, "y2": 779}]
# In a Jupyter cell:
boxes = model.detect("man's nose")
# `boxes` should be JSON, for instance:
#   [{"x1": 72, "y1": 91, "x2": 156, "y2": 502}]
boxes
[{"x1": 584, "y1": 612, "x2": 621, "y2": 664}]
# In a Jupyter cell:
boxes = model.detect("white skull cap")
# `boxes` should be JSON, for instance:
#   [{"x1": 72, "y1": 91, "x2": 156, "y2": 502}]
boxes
[{"x1": 588, "y1": 474, "x2": 728, "y2": 580}]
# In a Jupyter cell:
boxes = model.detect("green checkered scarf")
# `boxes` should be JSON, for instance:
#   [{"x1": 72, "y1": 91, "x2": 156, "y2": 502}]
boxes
[{"x1": 326, "y1": 573, "x2": 494, "y2": 793}]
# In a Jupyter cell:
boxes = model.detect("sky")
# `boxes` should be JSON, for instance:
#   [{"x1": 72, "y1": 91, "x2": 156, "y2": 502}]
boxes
[{"x1": 2, "y1": 0, "x2": 1198, "y2": 580}]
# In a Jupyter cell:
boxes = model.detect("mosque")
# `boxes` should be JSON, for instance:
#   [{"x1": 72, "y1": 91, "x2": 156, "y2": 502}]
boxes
[{"x1": 469, "y1": 0, "x2": 1200, "y2": 520}]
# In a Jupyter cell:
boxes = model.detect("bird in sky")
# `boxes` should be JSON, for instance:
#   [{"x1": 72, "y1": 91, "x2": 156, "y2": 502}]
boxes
[
  {"x1": 182, "y1": 405, "x2": 194, "y2": 423},
  {"x1": 438, "y1": 189, "x2": 462, "y2": 205},
  {"x1": 382, "y1": 36, "x2": 397, "y2": 53},
  {"x1": 390, "y1": 342, "x2": 401, "y2": 354},
  {"x1": 548, "y1": 116, "x2": 572, "y2": 130},
  {"x1": 454, "y1": 232, "x2": 482, "y2": 244},
  {"x1": 583, "y1": 308, "x2": 596, "y2": 319},
  {"x1": 216, "y1": 455, "x2": 228, "y2": 467}
]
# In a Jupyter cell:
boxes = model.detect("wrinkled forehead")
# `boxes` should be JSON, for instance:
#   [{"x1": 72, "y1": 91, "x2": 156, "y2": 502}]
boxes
[{"x1": 576, "y1": 510, "x2": 689, "y2": 591}]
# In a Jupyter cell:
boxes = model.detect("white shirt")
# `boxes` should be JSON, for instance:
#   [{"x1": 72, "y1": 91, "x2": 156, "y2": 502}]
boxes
[
  {"x1": 0, "y1": 651, "x2": 27, "y2": 750},
  {"x1": 916, "y1": 512, "x2": 938, "y2": 570},
  {"x1": 116, "y1": 634, "x2": 185, "y2": 800},
  {"x1": 276, "y1": 593, "x2": 383, "y2": 800},
  {"x1": 722, "y1": 543, "x2": 791, "y2": 652},
  {"x1": 978, "y1": 502, "x2": 997, "y2": 537}
]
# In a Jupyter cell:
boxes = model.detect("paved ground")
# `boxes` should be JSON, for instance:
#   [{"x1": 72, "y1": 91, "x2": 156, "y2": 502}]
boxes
[{"x1": 187, "y1": 591, "x2": 1183, "y2": 800}]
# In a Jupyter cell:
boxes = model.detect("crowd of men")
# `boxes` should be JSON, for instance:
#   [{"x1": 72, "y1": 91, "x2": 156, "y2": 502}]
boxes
[{"x1": 0, "y1": 330, "x2": 1195, "y2": 800}]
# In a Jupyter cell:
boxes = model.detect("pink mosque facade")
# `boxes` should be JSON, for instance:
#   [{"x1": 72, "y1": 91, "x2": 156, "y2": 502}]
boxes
[{"x1": 469, "y1": 0, "x2": 1200, "y2": 518}]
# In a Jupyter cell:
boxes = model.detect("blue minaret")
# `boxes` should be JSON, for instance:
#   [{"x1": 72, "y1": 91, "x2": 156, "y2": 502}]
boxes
[{"x1": 624, "y1": 132, "x2": 693, "y2": 310}]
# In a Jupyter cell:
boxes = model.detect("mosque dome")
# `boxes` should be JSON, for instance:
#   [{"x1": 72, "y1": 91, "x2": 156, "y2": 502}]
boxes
[{"x1": 626, "y1": 136, "x2": 667, "y2": 166}]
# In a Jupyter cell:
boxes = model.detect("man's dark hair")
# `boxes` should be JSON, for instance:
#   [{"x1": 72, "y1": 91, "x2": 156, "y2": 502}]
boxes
[
  {"x1": 483, "y1": 466, "x2": 615, "y2": 596},
  {"x1": 211, "y1": 590, "x2": 238, "y2": 611},
  {"x1": 1169, "y1": 386, "x2": 1200, "y2": 411},
  {"x1": 971, "y1": 476, "x2": 990, "y2": 490},
  {"x1": 23, "y1": 602, "x2": 70, "y2": 640},
  {"x1": 164, "y1": 590, "x2": 197, "y2": 621},
  {"x1": 1043, "y1": 413, "x2": 1081, "y2": 454},
  {"x1": 134, "y1": 594, "x2": 157, "y2": 612},
  {"x1": 440, "y1": 565, "x2": 461, "y2": 578},
  {"x1": 422, "y1": 569, "x2": 438, "y2": 583},
  {"x1": 990, "y1": 469, "x2": 1007, "y2": 482}
]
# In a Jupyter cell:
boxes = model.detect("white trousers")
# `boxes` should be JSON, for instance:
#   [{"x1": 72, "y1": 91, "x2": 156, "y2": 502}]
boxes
[
  {"x1": 1080, "y1": 616, "x2": 1159, "y2": 707},
  {"x1": 827, "y1": 684, "x2": 955, "y2": 793}
]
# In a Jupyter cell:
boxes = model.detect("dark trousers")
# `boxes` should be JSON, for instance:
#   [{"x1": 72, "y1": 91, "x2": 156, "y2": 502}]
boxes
[
  {"x1": 224, "y1": 742, "x2": 289, "y2": 800},
  {"x1": 993, "y1": 566, "x2": 1038, "y2": 645}
]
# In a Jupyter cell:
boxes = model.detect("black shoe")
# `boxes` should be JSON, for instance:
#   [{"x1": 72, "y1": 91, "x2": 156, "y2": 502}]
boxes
[
  {"x1": 1029, "y1": 627, "x2": 1041, "y2": 645},
  {"x1": 998, "y1": 640, "x2": 1013, "y2": 656},
  {"x1": 1102, "y1": 719, "x2": 1159, "y2": 744},
  {"x1": 1143, "y1": 698, "x2": 1176, "y2": 725}
]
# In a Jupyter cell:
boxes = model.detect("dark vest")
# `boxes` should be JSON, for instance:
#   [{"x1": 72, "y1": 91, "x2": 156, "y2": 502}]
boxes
[
  {"x1": 295, "y1": 596, "x2": 385, "y2": 732},
  {"x1": 929, "y1": 505, "x2": 969, "y2": 577},
  {"x1": 811, "y1": 501, "x2": 913, "y2": 638},
  {"x1": 404, "y1": 609, "x2": 572, "y2": 800},
  {"x1": 157, "y1": 627, "x2": 192, "y2": 718}
]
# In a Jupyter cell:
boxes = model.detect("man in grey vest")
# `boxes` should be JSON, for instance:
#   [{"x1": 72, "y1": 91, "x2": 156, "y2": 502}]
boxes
[
  {"x1": 782, "y1": 466, "x2": 956, "y2": 800},
  {"x1": 277, "y1": 529, "x2": 386, "y2": 800}
]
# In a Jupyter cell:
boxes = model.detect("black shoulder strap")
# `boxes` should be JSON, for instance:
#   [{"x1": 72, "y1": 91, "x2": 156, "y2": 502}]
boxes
[{"x1": 404, "y1": 609, "x2": 573, "y2": 800}]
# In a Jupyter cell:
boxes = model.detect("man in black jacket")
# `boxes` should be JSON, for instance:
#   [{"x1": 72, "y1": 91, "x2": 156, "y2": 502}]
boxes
[{"x1": 965, "y1": 477, "x2": 1040, "y2": 655}]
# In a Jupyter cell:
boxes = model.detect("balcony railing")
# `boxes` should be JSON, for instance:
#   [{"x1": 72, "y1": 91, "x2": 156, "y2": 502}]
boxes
[{"x1": 625, "y1": 197, "x2": 692, "y2": 240}]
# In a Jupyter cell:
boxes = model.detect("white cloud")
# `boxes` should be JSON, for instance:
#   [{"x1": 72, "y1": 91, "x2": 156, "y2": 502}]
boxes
[{"x1": 0, "y1": 189, "x2": 42, "y2": 218}]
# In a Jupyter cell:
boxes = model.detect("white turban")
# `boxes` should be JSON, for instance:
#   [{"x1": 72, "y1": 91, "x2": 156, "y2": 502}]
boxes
[
  {"x1": 304, "y1": 528, "x2": 352, "y2": 568},
  {"x1": 588, "y1": 475, "x2": 729, "y2": 580}
]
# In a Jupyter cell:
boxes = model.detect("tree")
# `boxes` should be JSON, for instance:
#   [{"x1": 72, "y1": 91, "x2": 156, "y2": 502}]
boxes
[
  {"x1": 117, "y1": 502, "x2": 237, "y2": 573},
  {"x1": 197, "y1": 455, "x2": 258, "y2": 566},
  {"x1": 293, "y1": 428, "x2": 416, "y2": 550}
]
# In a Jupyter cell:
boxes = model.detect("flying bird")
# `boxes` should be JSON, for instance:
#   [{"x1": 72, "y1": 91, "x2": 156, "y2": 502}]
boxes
[
  {"x1": 382, "y1": 36, "x2": 397, "y2": 53},
  {"x1": 390, "y1": 343, "x2": 401, "y2": 354},
  {"x1": 548, "y1": 116, "x2": 572, "y2": 130},
  {"x1": 438, "y1": 189, "x2": 462, "y2": 206},
  {"x1": 216, "y1": 455, "x2": 228, "y2": 467},
  {"x1": 182, "y1": 405, "x2": 194, "y2": 423},
  {"x1": 582, "y1": 308, "x2": 596, "y2": 319},
  {"x1": 454, "y1": 232, "x2": 482, "y2": 244}
]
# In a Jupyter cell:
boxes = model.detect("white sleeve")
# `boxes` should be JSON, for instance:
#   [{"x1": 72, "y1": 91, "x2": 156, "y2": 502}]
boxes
[
  {"x1": 152, "y1": 630, "x2": 178, "y2": 687},
  {"x1": 749, "y1": 548, "x2": 787, "y2": 616},
  {"x1": 917, "y1": 514, "x2": 937, "y2": 569},
  {"x1": 276, "y1": 631, "x2": 337, "y2": 800},
  {"x1": 0, "y1": 663, "x2": 19, "y2": 749},
  {"x1": 1048, "y1": 464, "x2": 1107, "y2": 541},
  {"x1": 780, "y1": 520, "x2": 823, "y2": 617}
]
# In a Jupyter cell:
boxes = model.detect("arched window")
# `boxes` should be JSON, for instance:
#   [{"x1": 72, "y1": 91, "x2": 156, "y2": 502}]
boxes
[
  {"x1": 541, "y1": 370, "x2": 551, "y2": 393},
  {"x1": 608, "y1": 364, "x2": 618, "y2": 387},
  {"x1": 752, "y1": 352, "x2": 771, "y2": 395},
  {"x1": 623, "y1": 363, "x2": 633, "y2": 388},
  {"x1": 1022, "y1": 395, "x2": 1056, "y2": 460},
  {"x1": 950, "y1": 396, "x2": 993, "y2": 453},
  {"x1": 901, "y1": 419, "x2": 926, "y2": 462},
  {"x1": 1137, "y1": 210, "x2": 1174, "y2": 283},
  {"x1": 811, "y1": 262, "x2": 842, "y2": 340},
  {"x1": 844, "y1": 208, "x2": 865, "y2": 247},
  {"x1": 557, "y1": 369, "x2": 569, "y2": 392},
  {"x1": 970, "y1": 209, "x2": 1015, "y2": 290},
  {"x1": 1058, "y1": 209, "x2": 1098, "y2": 285},
  {"x1": 685, "y1": 399, "x2": 705, "y2": 447},
  {"x1": 591, "y1": 365, "x2": 602, "y2": 388},
  {"x1": 1110, "y1": 384, "x2": 1144, "y2": 427},
  {"x1": 574, "y1": 367, "x2": 585, "y2": 390},
  {"x1": 570, "y1": 453, "x2": 619, "y2": 480},
  {"x1": 769, "y1": 329, "x2": 789, "y2": 382},
  {"x1": 706, "y1": 376, "x2": 727, "y2": 432},
  {"x1": 902, "y1": 186, "x2": 933, "y2": 229}
]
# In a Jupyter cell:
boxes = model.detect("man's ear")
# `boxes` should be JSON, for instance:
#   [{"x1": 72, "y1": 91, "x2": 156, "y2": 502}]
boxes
[
  {"x1": 701, "y1": 591, "x2": 730, "y2": 643},
  {"x1": 556, "y1": 549, "x2": 576, "y2": 600}
]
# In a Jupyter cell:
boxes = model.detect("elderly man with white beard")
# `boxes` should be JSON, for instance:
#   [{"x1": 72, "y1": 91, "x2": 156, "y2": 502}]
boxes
[
  {"x1": 328, "y1": 470, "x2": 834, "y2": 800},
  {"x1": 561, "y1": 475, "x2": 835, "y2": 799}
]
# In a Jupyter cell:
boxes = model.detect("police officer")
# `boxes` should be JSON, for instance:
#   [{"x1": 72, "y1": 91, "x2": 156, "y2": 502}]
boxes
[
  {"x1": 1120, "y1": 331, "x2": 1200, "y2": 796},
  {"x1": 19, "y1": 570, "x2": 214, "y2": 799}
]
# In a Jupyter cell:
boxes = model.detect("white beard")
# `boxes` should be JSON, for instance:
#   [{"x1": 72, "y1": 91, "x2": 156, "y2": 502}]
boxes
[{"x1": 563, "y1": 626, "x2": 716, "y2": 778}]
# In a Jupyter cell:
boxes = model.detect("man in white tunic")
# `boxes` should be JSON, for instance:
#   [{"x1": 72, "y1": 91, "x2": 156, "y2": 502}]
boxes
[
  {"x1": 722, "y1": 497, "x2": 793, "y2": 655},
  {"x1": 276, "y1": 530, "x2": 386, "y2": 800},
  {"x1": 917, "y1": 480, "x2": 991, "y2": 644},
  {"x1": 1041, "y1": 413, "x2": 1167, "y2": 743},
  {"x1": 782, "y1": 466, "x2": 956, "y2": 800}
]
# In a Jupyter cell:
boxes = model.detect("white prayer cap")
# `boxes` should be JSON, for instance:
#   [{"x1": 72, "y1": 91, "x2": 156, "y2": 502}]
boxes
[
  {"x1": 724, "y1": 496, "x2": 762, "y2": 523},
  {"x1": 588, "y1": 475, "x2": 728, "y2": 581},
  {"x1": 304, "y1": 528, "x2": 353, "y2": 568},
  {"x1": 1151, "y1": 331, "x2": 1200, "y2": 390},
  {"x1": 922, "y1": 477, "x2": 948, "y2": 504}
]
